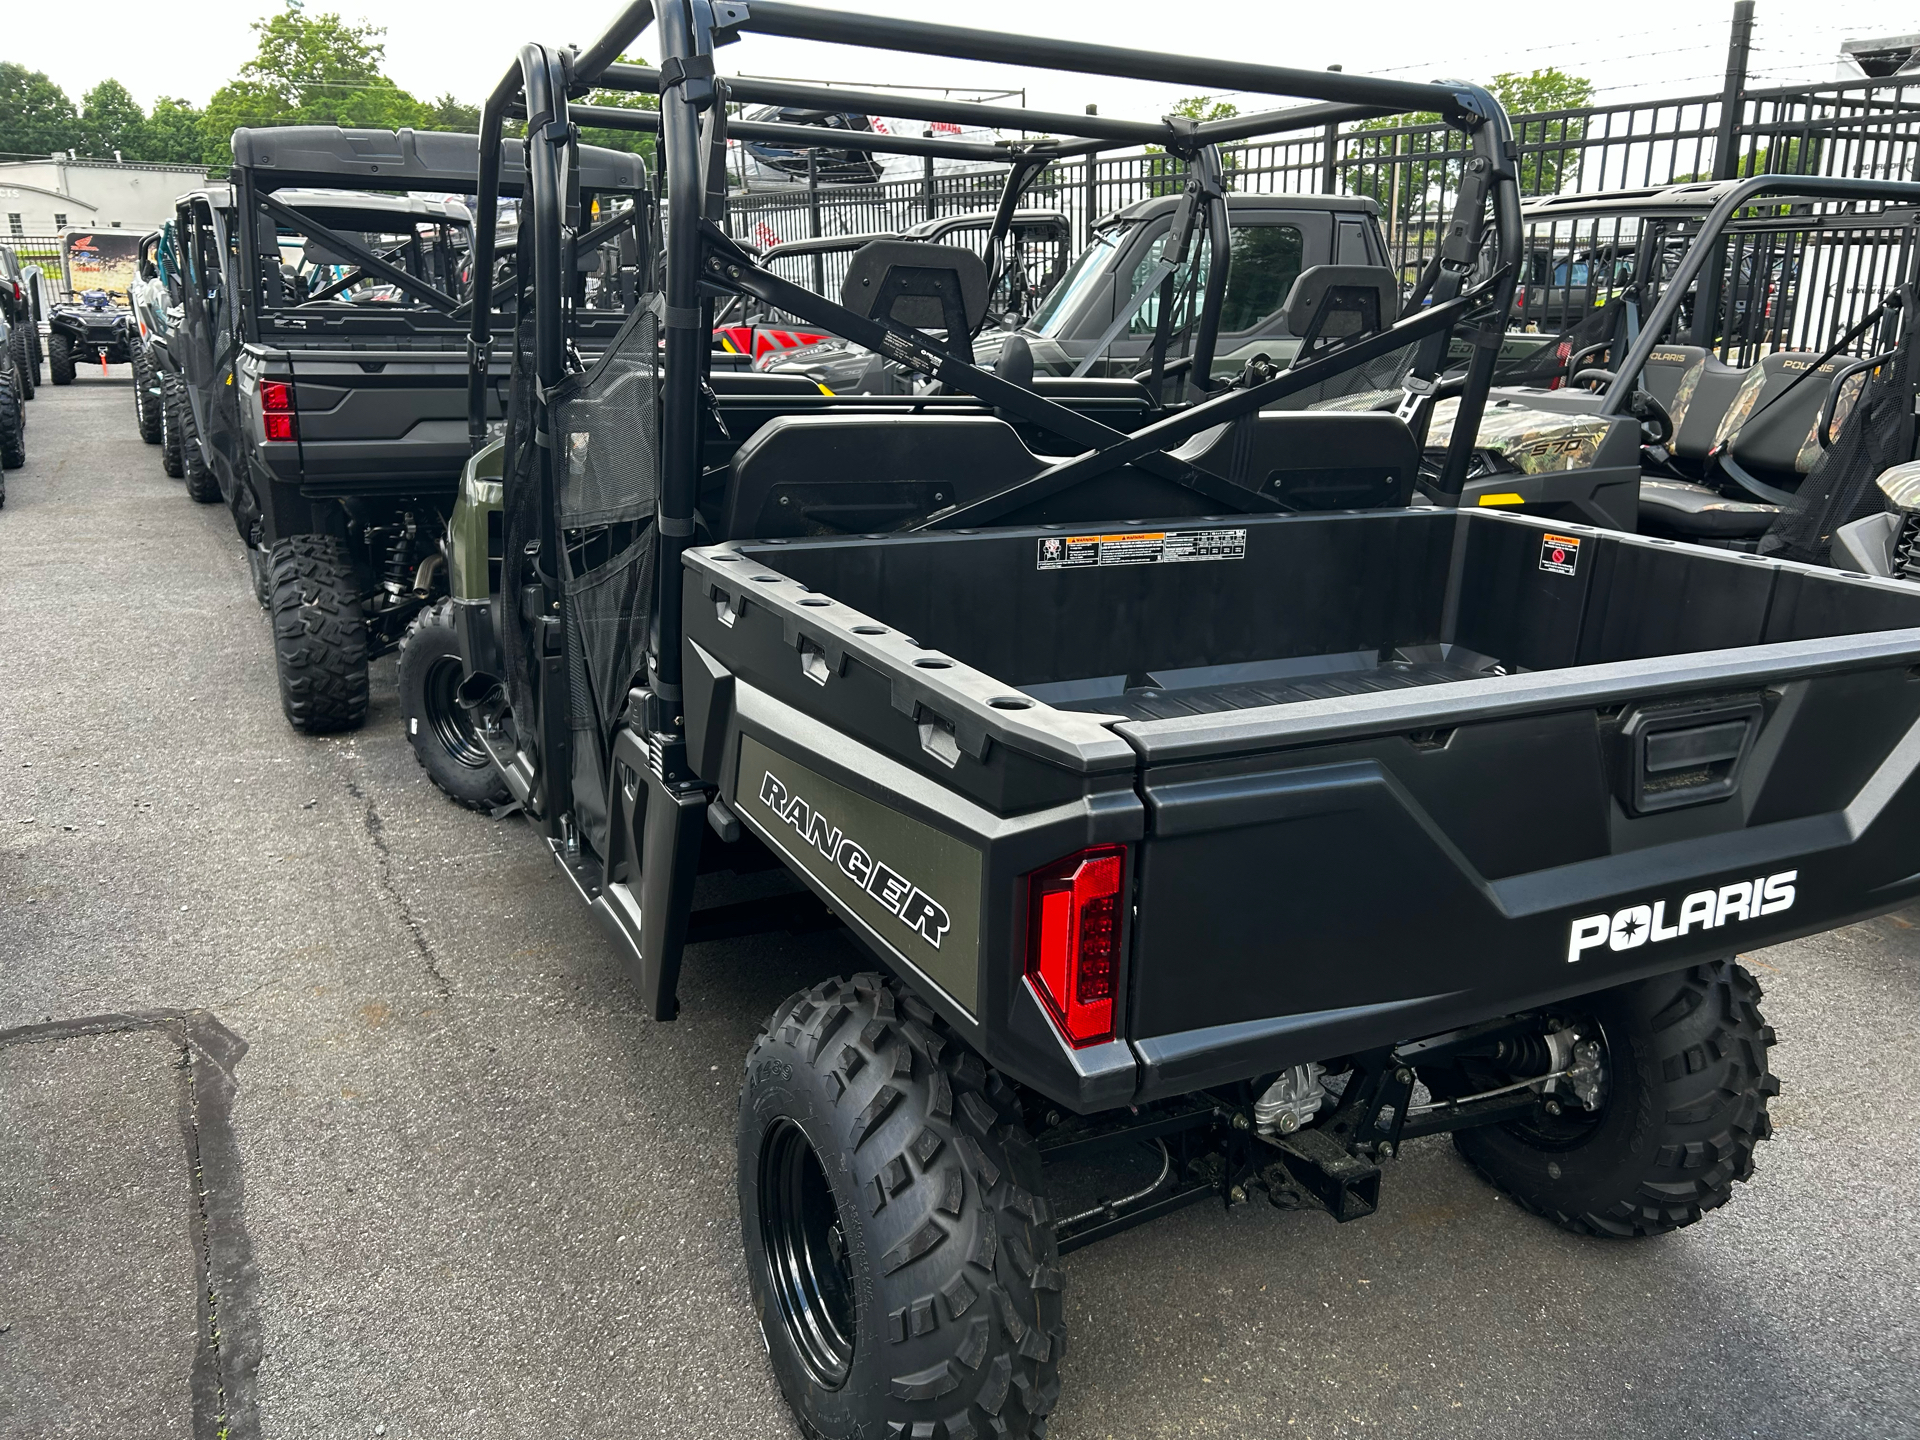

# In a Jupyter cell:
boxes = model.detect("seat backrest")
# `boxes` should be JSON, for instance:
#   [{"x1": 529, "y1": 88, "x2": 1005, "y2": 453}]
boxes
[
  {"x1": 841, "y1": 240, "x2": 989, "y2": 334},
  {"x1": 1661, "y1": 349, "x2": 1747, "y2": 464},
  {"x1": 709, "y1": 371, "x2": 823, "y2": 396},
  {"x1": 721, "y1": 412, "x2": 1043, "y2": 538},
  {"x1": 1281, "y1": 264, "x2": 1399, "y2": 347},
  {"x1": 1719, "y1": 350, "x2": 1847, "y2": 478},
  {"x1": 1170, "y1": 410, "x2": 1420, "y2": 510}
]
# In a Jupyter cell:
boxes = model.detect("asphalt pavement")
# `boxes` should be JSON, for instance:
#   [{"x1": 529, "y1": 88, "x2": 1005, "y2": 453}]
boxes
[{"x1": 2, "y1": 372, "x2": 1917, "y2": 1440}]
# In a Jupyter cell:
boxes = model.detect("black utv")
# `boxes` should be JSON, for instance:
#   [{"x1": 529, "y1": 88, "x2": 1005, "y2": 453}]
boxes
[
  {"x1": 0, "y1": 243, "x2": 39, "y2": 399},
  {"x1": 168, "y1": 125, "x2": 648, "y2": 735},
  {"x1": 0, "y1": 300, "x2": 24, "y2": 483},
  {"x1": 444, "y1": 11, "x2": 1920, "y2": 1440}
]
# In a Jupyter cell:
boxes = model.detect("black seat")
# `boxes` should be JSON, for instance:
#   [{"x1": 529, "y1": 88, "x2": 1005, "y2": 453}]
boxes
[
  {"x1": 1170, "y1": 411, "x2": 1420, "y2": 510},
  {"x1": 1645, "y1": 346, "x2": 1749, "y2": 473},
  {"x1": 841, "y1": 240, "x2": 989, "y2": 358},
  {"x1": 1638, "y1": 477, "x2": 1777, "y2": 539},
  {"x1": 709, "y1": 372, "x2": 825, "y2": 396},
  {"x1": 721, "y1": 413, "x2": 1043, "y2": 538},
  {"x1": 1720, "y1": 350, "x2": 1842, "y2": 483},
  {"x1": 1280, "y1": 265, "x2": 1400, "y2": 352}
]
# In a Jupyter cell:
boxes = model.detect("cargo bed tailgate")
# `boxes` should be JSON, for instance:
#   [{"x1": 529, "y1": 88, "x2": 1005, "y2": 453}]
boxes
[{"x1": 1122, "y1": 626, "x2": 1920, "y2": 1098}]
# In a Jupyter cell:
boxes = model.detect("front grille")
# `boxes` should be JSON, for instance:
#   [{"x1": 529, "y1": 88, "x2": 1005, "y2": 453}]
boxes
[{"x1": 1894, "y1": 510, "x2": 1920, "y2": 582}]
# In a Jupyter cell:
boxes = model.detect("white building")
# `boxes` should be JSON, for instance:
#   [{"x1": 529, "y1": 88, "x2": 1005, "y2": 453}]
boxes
[{"x1": 0, "y1": 156, "x2": 211, "y2": 238}]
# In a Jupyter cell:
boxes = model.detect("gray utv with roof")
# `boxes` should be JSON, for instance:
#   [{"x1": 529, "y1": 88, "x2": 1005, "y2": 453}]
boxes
[
  {"x1": 443, "y1": 11, "x2": 1920, "y2": 1439},
  {"x1": 169, "y1": 126, "x2": 648, "y2": 763}
]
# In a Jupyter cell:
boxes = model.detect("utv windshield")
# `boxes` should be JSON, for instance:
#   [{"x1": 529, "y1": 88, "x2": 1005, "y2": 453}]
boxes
[{"x1": 1028, "y1": 224, "x2": 1129, "y2": 337}]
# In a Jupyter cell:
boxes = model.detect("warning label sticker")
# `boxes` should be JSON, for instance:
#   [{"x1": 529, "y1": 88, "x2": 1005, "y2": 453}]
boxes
[
  {"x1": 1036, "y1": 528, "x2": 1248, "y2": 571},
  {"x1": 1539, "y1": 532, "x2": 1582, "y2": 576}
]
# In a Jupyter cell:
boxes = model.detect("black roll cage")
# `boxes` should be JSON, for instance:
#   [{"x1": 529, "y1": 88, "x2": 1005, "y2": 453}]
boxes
[
  {"x1": 466, "y1": 0, "x2": 1522, "y2": 830},
  {"x1": 1584, "y1": 175, "x2": 1920, "y2": 416}
]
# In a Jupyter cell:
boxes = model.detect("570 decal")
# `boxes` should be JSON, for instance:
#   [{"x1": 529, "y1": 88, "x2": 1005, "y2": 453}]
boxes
[{"x1": 1568, "y1": 871, "x2": 1796, "y2": 963}]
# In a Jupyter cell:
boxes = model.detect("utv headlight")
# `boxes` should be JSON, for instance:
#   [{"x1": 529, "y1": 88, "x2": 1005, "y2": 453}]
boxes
[{"x1": 1877, "y1": 459, "x2": 1920, "y2": 513}]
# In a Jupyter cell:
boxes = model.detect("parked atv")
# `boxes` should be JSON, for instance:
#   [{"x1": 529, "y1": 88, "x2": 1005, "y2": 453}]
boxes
[{"x1": 47, "y1": 289, "x2": 134, "y2": 384}]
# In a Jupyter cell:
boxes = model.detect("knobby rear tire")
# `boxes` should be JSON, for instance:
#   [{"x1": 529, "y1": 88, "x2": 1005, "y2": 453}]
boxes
[
  {"x1": 397, "y1": 601, "x2": 511, "y2": 811},
  {"x1": 159, "y1": 375, "x2": 185, "y2": 478},
  {"x1": 48, "y1": 331, "x2": 75, "y2": 386},
  {"x1": 132, "y1": 347, "x2": 162, "y2": 443},
  {"x1": 740, "y1": 973, "x2": 1066, "y2": 1440},
  {"x1": 1455, "y1": 958, "x2": 1778, "y2": 1237},
  {"x1": 9, "y1": 328, "x2": 32, "y2": 399},
  {"x1": 0, "y1": 369, "x2": 25, "y2": 471},
  {"x1": 268, "y1": 534, "x2": 369, "y2": 734},
  {"x1": 173, "y1": 387, "x2": 219, "y2": 503}
]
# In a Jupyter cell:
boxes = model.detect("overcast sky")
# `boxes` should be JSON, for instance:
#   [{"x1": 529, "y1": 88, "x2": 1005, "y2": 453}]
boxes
[{"x1": 10, "y1": 0, "x2": 1916, "y2": 121}]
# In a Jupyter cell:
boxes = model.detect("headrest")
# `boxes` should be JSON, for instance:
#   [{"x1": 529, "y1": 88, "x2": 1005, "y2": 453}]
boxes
[
  {"x1": 994, "y1": 333, "x2": 1035, "y2": 388},
  {"x1": 841, "y1": 239, "x2": 988, "y2": 334},
  {"x1": 301, "y1": 237, "x2": 356, "y2": 268},
  {"x1": 1282, "y1": 264, "x2": 1400, "y2": 339}
]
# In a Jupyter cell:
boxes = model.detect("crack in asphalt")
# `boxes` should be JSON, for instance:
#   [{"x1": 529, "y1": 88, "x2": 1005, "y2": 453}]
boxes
[
  {"x1": 0, "y1": 1010, "x2": 260, "y2": 1440},
  {"x1": 342, "y1": 775, "x2": 453, "y2": 996}
]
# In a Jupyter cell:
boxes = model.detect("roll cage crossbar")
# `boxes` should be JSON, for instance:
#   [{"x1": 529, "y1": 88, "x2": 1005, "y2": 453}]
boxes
[{"x1": 468, "y1": 0, "x2": 1521, "y2": 821}]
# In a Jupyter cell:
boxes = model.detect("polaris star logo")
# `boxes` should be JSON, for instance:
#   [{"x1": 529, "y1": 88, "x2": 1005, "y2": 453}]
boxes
[
  {"x1": 758, "y1": 771, "x2": 952, "y2": 948},
  {"x1": 1567, "y1": 871, "x2": 1796, "y2": 963}
]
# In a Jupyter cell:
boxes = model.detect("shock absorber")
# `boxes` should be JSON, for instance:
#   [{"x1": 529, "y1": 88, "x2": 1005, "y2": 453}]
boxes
[{"x1": 382, "y1": 517, "x2": 420, "y2": 596}]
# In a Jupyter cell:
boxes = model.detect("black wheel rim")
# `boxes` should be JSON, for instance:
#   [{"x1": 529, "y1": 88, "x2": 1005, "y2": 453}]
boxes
[
  {"x1": 759, "y1": 1118, "x2": 857, "y2": 1389},
  {"x1": 422, "y1": 654, "x2": 490, "y2": 769}
]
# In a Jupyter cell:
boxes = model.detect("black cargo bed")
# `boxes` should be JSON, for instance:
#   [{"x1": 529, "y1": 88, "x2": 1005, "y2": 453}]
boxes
[{"x1": 1042, "y1": 653, "x2": 1494, "y2": 721}]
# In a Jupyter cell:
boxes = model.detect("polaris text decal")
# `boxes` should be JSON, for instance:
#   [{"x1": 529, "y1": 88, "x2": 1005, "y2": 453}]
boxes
[
  {"x1": 1567, "y1": 871, "x2": 1796, "y2": 963},
  {"x1": 759, "y1": 770, "x2": 952, "y2": 948}
]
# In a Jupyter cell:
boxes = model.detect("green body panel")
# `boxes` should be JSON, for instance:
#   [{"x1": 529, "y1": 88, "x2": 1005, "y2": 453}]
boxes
[
  {"x1": 737, "y1": 734, "x2": 984, "y2": 1017},
  {"x1": 450, "y1": 439, "x2": 504, "y2": 602}
]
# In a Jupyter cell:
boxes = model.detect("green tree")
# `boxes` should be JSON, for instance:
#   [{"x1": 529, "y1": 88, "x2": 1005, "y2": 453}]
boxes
[
  {"x1": 423, "y1": 93, "x2": 481, "y2": 133},
  {"x1": 203, "y1": 10, "x2": 429, "y2": 164},
  {"x1": 0, "y1": 64, "x2": 80, "y2": 159},
  {"x1": 144, "y1": 98, "x2": 212, "y2": 166},
  {"x1": 579, "y1": 56, "x2": 659, "y2": 164},
  {"x1": 1342, "y1": 67, "x2": 1596, "y2": 241},
  {"x1": 77, "y1": 79, "x2": 147, "y2": 159}
]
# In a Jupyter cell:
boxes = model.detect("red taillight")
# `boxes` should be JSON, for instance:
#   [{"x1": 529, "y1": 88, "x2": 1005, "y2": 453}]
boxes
[
  {"x1": 260, "y1": 381, "x2": 296, "y2": 441},
  {"x1": 1024, "y1": 844, "x2": 1126, "y2": 1047}
]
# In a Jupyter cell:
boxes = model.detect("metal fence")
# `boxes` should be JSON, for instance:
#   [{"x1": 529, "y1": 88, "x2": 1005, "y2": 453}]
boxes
[{"x1": 726, "y1": 72, "x2": 1920, "y2": 300}]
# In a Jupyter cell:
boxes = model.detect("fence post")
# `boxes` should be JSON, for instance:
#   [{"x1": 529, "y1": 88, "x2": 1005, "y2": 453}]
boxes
[
  {"x1": 1321, "y1": 65, "x2": 1343, "y2": 195},
  {"x1": 807, "y1": 149, "x2": 825, "y2": 296},
  {"x1": 923, "y1": 133, "x2": 936, "y2": 224},
  {"x1": 1084, "y1": 105, "x2": 1101, "y2": 245},
  {"x1": 1712, "y1": 0, "x2": 1756, "y2": 181},
  {"x1": 1698, "y1": 0, "x2": 1754, "y2": 349}
]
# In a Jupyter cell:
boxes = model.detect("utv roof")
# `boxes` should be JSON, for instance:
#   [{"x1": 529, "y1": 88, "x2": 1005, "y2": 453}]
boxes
[
  {"x1": 229, "y1": 126, "x2": 646, "y2": 195},
  {"x1": 761, "y1": 209, "x2": 1069, "y2": 260},
  {"x1": 1106, "y1": 192, "x2": 1382, "y2": 226}
]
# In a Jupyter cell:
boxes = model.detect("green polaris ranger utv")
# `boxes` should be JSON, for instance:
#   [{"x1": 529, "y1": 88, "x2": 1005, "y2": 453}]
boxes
[{"x1": 414, "y1": 7, "x2": 1920, "y2": 1438}]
